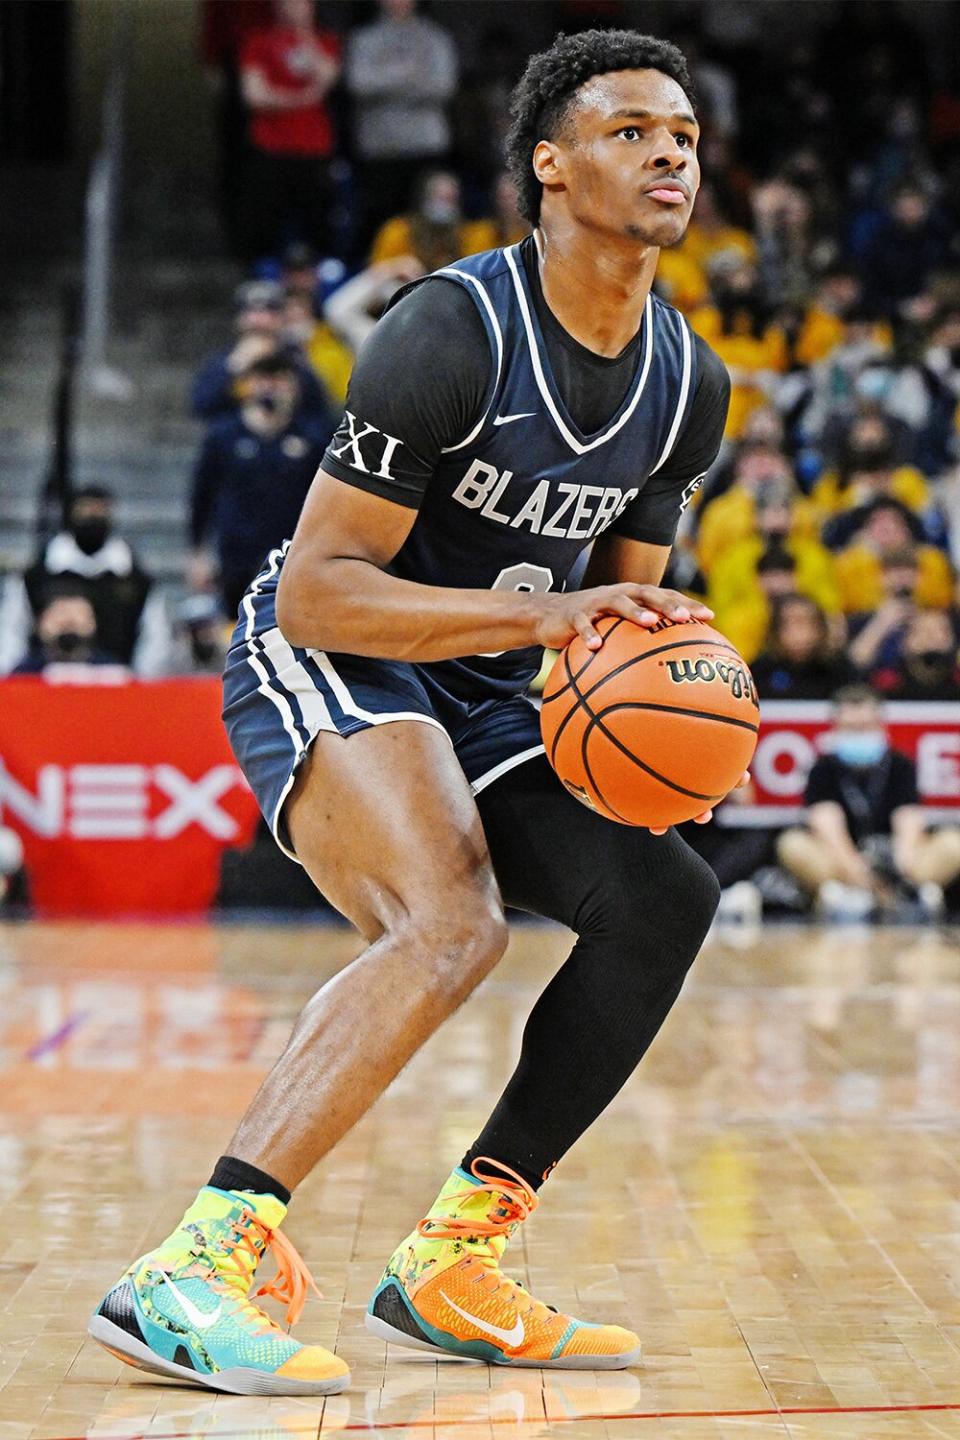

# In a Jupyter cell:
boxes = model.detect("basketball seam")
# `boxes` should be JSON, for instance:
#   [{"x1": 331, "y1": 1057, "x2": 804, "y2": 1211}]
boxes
[
  {"x1": 540, "y1": 617, "x2": 625, "y2": 707},
  {"x1": 592, "y1": 700, "x2": 759, "y2": 734},
  {"x1": 563, "y1": 657, "x2": 720, "y2": 806},
  {"x1": 581, "y1": 709, "x2": 722, "y2": 803}
]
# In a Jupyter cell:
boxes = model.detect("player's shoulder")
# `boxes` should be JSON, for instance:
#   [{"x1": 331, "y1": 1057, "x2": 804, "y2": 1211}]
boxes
[{"x1": 386, "y1": 245, "x2": 514, "y2": 320}]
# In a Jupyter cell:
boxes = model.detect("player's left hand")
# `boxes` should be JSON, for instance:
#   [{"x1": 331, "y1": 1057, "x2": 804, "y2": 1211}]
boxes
[
  {"x1": 628, "y1": 586, "x2": 714, "y2": 627},
  {"x1": 647, "y1": 771, "x2": 751, "y2": 836}
]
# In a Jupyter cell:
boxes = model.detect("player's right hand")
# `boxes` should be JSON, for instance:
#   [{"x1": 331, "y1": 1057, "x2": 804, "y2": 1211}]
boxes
[{"x1": 534, "y1": 584, "x2": 714, "y2": 652}]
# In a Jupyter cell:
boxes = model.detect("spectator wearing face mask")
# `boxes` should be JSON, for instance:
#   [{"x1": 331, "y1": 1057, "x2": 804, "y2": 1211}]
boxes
[
  {"x1": 750, "y1": 594, "x2": 852, "y2": 700},
  {"x1": 832, "y1": 497, "x2": 954, "y2": 613},
  {"x1": 189, "y1": 352, "x2": 334, "y2": 616},
  {"x1": 369, "y1": 170, "x2": 473, "y2": 273},
  {"x1": 689, "y1": 254, "x2": 789, "y2": 438},
  {"x1": 190, "y1": 280, "x2": 333, "y2": 423},
  {"x1": 845, "y1": 549, "x2": 942, "y2": 679},
  {"x1": 0, "y1": 487, "x2": 170, "y2": 675},
  {"x1": 707, "y1": 481, "x2": 839, "y2": 661},
  {"x1": 815, "y1": 415, "x2": 934, "y2": 540},
  {"x1": 696, "y1": 448, "x2": 819, "y2": 574},
  {"x1": 873, "y1": 606, "x2": 960, "y2": 700},
  {"x1": 12, "y1": 588, "x2": 127, "y2": 675},
  {"x1": 777, "y1": 686, "x2": 960, "y2": 920}
]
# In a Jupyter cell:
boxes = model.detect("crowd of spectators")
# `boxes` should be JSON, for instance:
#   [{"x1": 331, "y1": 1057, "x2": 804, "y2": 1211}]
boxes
[{"x1": 2, "y1": 0, "x2": 959, "y2": 917}]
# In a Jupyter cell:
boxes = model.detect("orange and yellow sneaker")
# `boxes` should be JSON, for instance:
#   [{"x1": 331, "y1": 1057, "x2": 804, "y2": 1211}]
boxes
[
  {"x1": 89, "y1": 1187, "x2": 349, "y2": 1395},
  {"x1": 366, "y1": 1158, "x2": 641, "y2": 1369}
]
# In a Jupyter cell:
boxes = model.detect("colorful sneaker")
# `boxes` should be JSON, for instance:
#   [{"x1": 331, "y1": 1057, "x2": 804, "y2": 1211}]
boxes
[
  {"x1": 366, "y1": 1158, "x2": 641, "y2": 1369},
  {"x1": 89, "y1": 1186, "x2": 349, "y2": 1395}
]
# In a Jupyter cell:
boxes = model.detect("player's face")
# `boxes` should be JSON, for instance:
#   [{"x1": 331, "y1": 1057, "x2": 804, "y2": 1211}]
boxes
[{"x1": 541, "y1": 69, "x2": 700, "y2": 248}]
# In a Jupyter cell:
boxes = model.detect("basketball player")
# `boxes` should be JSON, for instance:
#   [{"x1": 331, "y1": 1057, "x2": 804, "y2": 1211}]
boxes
[{"x1": 90, "y1": 30, "x2": 734, "y2": 1393}]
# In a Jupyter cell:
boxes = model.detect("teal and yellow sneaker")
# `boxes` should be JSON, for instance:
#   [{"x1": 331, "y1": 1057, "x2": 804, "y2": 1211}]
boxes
[{"x1": 88, "y1": 1186, "x2": 349, "y2": 1395}]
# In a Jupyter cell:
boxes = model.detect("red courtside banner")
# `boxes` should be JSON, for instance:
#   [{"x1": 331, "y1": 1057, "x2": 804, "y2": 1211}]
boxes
[
  {"x1": 0, "y1": 677, "x2": 260, "y2": 915},
  {"x1": 717, "y1": 700, "x2": 960, "y2": 827}
]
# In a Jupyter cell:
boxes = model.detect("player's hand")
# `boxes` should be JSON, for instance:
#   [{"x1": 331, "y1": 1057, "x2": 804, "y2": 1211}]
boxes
[
  {"x1": 647, "y1": 771, "x2": 751, "y2": 836},
  {"x1": 534, "y1": 583, "x2": 713, "y2": 653}
]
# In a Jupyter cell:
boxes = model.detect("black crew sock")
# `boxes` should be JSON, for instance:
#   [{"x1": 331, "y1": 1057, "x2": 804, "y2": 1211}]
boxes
[
  {"x1": 459, "y1": 1150, "x2": 545, "y2": 1194},
  {"x1": 208, "y1": 1155, "x2": 291, "y2": 1207}
]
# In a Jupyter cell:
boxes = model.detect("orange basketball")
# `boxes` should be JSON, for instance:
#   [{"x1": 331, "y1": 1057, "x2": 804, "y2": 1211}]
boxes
[{"x1": 540, "y1": 616, "x2": 759, "y2": 828}]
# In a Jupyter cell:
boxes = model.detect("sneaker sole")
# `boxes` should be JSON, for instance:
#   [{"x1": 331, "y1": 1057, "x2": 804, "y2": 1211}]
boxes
[
  {"x1": 365, "y1": 1312, "x2": 641, "y2": 1370},
  {"x1": 88, "y1": 1315, "x2": 350, "y2": 1396}
]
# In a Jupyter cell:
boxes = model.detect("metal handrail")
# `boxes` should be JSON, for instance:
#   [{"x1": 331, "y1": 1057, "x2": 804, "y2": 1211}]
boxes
[{"x1": 81, "y1": 8, "x2": 133, "y2": 400}]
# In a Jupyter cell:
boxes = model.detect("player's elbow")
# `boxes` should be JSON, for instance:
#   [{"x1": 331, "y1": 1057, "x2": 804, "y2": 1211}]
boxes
[{"x1": 275, "y1": 554, "x2": 329, "y2": 649}]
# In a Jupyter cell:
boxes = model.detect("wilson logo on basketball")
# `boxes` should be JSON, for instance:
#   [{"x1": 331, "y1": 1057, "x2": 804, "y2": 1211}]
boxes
[{"x1": 664, "y1": 657, "x2": 758, "y2": 705}]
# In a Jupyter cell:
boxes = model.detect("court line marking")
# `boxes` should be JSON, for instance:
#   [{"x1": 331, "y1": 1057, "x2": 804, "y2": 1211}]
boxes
[
  {"x1": 46, "y1": 1397, "x2": 960, "y2": 1439},
  {"x1": 25, "y1": 1010, "x2": 88, "y2": 1061}
]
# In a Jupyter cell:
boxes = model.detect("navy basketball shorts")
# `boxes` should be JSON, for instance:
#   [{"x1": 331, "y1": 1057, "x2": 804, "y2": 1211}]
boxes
[{"x1": 222, "y1": 545, "x2": 545, "y2": 862}]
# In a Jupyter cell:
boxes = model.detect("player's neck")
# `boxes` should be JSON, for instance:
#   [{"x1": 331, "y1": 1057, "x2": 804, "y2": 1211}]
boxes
[{"x1": 534, "y1": 224, "x2": 659, "y2": 359}]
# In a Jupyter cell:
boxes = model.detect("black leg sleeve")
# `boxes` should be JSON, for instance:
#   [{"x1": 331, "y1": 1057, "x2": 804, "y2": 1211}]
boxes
[{"x1": 468, "y1": 756, "x2": 720, "y2": 1189}]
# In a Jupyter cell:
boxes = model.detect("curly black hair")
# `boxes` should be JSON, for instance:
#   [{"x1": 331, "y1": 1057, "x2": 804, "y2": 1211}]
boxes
[{"x1": 506, "y1": 30, "x2": 695, "y2": 225}]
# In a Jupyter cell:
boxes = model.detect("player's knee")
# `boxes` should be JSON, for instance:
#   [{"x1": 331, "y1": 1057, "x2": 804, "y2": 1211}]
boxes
[
  {"x1": 586, "y1": 833, "x2": 719, "y2": 960},
  {"x1": 404, "y1": 891, "x2": 509, "y2": 993}
]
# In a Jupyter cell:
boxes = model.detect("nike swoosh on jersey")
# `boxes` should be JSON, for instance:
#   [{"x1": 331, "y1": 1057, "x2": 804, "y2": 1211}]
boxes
[
  {"x1": 439, "y1": 1289, "x2": 525, "y2": 1347},
  {"x1": 159, "y1": 1270, "x2": 222, "y2": 1330},
  {"x1": 493, "y1": 411, "x2": 537, "y2": 426}
]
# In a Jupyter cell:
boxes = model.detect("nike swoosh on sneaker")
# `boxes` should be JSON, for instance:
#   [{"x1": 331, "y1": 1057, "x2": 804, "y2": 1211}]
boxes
[
  {"x1": 493, "y1": 412, "x2": 537, "y2": 426},
  {"x1": 159, "y1": 1271, "x2": 222, "y2": 1329},
  {"x1": 439, "y1": 1290, "x2": 525, "y2": 1347}
]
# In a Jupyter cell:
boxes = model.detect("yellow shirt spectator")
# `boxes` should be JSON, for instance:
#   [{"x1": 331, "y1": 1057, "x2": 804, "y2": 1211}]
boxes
[
  {"x1": 834, "y1": 543, "x2": 954, "y2": 612},
  {"x1": 689, "y1": 303, "x2": 789, "y2": 438}
]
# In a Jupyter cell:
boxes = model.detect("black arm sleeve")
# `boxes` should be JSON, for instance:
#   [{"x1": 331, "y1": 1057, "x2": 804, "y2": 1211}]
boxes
[
  {"x1": 612, "y1": 335, "x2": 730, "y2": 545},
  {"x1": 321, "y1": 278, "x2": 490, "y2": 508}
]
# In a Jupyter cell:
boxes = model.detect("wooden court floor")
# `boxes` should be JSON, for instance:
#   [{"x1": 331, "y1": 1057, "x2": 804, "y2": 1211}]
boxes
[{"x1": 3, "y1": 916, "x2": 960, "y2": 1440}]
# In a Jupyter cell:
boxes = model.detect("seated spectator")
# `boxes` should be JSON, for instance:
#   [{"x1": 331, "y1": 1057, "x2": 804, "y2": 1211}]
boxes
[
  {"x1": 0, "y1": 486, "x2": 169, "y2": 675},
  {"x1": 713, "y1": 541, "x2": 800, "y2": 661},
  {"x1": 12, "y1": 588, "x2": 126, "y2": 675},
  {"x1": 861, "y1": 183, "x2": 950, "y2": 319},
  {"x1": 816, "y1": 415, "x2": 933, "y2": 540},
  {"x1": 190, "y1": 280, "x2": 332, "y2": 422},
  {"x1": 792, "y1": 265, "x2": 861, "y2": 366},
  {"x1": 282, "y1": 286, "x2": 353, "y2": 407},
  {"x1": 697, "y1": 448, "x2": 818, "y2": 573},
  {"x1": 237, "y1": 0, "x2": 340, "y2": 262},
  {"x1": 460, "y1": 172, "x2": 530, "y2": 254},
  {"x1": 873, "y1": 606, "x2": 960, "y2": 700},
  {"x1": 324, "y1": 254, "x2": 424, "y2": 355},
  {"x1": 709, "y1": 480, "x2": 839, "y2": 659},
  {"x1": 190, "y1": 352, "x2": 334, "y2": 616},
  {"x1": 833, "y1": 497, "x2": 954, "y2": 612},
  {"x1": 846, "y1": 549, "x2": 926, "y2": 678},
  {"x1": 777, "y1": 686, "x2": 960, "y2": 919},
  {"x1": 788, "y1": 307, "x2": 893, "y2": 446},
  {"x1": 689, "y1": 254, "x2": 788, "y2": 438},
  {"x1": 750, "y1": 594, "x2": 852, "y2": 699},
  {"x1": 695, "y1": 406, "x2": 785, "y2": 510},
  {"x1": 751, "y1": 175, "x2": 817, "y2": 307},
  {"x1": 370, "y1": 170, "x2": 475, "y2": 273},
  {"x1": 656, "y1": 181, "x2": 755, "y2": 313}
]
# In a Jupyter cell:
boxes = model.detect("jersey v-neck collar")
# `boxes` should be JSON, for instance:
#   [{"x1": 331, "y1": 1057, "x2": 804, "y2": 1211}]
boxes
[{"x1": 504, "y1": 239, "x2": 655, "y2": 456}]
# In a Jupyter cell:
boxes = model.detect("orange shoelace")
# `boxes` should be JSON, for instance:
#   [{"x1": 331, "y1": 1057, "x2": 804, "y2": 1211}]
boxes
[
  {"x1": 218, "y1": 1209, "x2": 320, "y2": 1329},
  {"x1": 417, "y1": 1158, "x2": 553, "y2": 1323},
  {"x1": 416, "y1": 1156, "x2": 539, "y2": 1242}
]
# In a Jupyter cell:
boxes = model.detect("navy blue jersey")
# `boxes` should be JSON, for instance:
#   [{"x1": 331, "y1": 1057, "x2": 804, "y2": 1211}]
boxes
[{"x1": 323, "y1": 240, "x2": 728, "y2": 701}]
